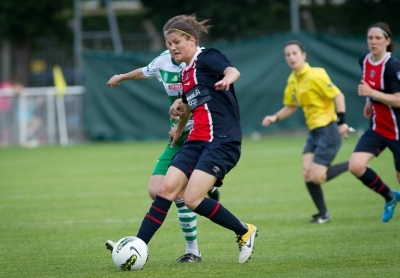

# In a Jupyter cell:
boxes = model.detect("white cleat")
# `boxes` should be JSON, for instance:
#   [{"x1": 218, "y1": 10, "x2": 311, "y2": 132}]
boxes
[{"x1": 236, "y1": 223, "x2": 258, "y2": 263}]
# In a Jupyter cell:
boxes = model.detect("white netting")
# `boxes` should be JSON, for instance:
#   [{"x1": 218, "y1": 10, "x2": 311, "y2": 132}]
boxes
[{"x1": 0, "y1": 86, "x2": 86, "y2": 147}]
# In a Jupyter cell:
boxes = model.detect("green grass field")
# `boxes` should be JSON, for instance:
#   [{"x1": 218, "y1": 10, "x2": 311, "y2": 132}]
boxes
[{"x1": 1, "y1": 135, "x2": 399, "y2": 277}]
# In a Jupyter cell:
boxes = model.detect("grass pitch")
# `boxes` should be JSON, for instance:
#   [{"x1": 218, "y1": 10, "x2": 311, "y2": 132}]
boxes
[{"x1": 1, "y1": 135, "x2": 399, "y2": 277}]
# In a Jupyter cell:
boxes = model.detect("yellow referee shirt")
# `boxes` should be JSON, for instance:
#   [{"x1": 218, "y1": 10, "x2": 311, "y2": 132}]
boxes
[{"x1": 283, "y1": 63, "x2": 340, "y2": 130}]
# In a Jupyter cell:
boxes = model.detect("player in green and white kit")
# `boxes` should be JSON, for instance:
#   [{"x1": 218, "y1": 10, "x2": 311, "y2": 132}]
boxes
[{"x1": 106, "y1": 48, "x2": 220, "y2": 262}]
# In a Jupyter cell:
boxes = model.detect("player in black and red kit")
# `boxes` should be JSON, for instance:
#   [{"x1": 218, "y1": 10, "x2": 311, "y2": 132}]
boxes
[
  {"x1": 349, "y1": 22, "x2": 400, "y2": 222},
  {"x1": 134, "y1": 14, "x2": 258, "y2": 265}
]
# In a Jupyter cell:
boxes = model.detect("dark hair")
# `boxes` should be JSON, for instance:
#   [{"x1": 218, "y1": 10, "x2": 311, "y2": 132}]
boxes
[
  {"x1": 163, "y1": 15, "x2": 189, "y2": 33},
  {"x1": 284, "y1": 40, "x2": 305, "y2": 52},
  {"x1": 163, "y1": 14, "x2": 212, "y2": 45},
  {"x1": 368, "y1": 22, "x2": 397, "y2": 52}
]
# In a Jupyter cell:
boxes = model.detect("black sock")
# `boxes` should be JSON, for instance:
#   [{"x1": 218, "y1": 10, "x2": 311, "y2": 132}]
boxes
[
  {"x1": 306, "y1": 181, "x2": 327, "y2": 215},
  {"x1": 136, "y1": 195, "x2": 172, "y2": 244},
  {"x1": 326, "y1": 161, "x2": 349, "y2": 181},
  {"x1": 358, "y1": 167, "x2": 393, "y2": 202},
  {"x1": 193, "y1": 198, "x2": 248, "y2": 235}
]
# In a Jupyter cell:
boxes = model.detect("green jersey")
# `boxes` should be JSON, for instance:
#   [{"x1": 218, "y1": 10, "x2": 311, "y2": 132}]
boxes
[{"x1": 142, "y1": 50, "x2": 193, "y2": 131}]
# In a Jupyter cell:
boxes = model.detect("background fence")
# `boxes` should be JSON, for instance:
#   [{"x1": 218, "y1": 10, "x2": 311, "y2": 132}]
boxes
[{"x1": 0, "y1": 86, "x2": 86, "y2": 147}]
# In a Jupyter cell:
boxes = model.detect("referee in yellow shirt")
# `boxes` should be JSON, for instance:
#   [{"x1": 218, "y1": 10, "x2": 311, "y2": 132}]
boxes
[{"x1": 262, "y1": 40, "x2": 350, "y2": 223}]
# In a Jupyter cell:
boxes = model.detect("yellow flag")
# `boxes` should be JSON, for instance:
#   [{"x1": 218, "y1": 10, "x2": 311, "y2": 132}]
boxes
[{"x1": 53, "y1": 65, "x2": 67, "y2": 97}]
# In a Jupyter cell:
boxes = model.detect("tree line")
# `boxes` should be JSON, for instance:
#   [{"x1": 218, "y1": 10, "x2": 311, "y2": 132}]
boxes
[{"x1": 1, "y1": 0, "x2": 399, "y2": 85}]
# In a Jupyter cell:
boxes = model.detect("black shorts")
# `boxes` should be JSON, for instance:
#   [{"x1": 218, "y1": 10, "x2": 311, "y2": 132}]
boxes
[
  {"x1": 354, "y1": 129, "x2": 400, "y2": 171},
  {"x1": 303, "y1": 122, "x2": 342, "y2": 166},
  {"x1": 169, "y1": 140, "x2": 241, "y2": 181}
]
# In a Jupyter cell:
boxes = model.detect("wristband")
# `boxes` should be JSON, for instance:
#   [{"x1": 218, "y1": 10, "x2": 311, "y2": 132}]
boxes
[
  {"x1": 275, "y1": 114, "x2": 280, "y2": 122},
  {"x1": 337, "y1": 112, "x2": 346, "y2": 125}
]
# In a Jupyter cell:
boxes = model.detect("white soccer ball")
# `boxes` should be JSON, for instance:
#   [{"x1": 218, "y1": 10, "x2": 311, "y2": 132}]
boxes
[{"x1": 112, "y1": 236, "x2": 149, "y2": 271}]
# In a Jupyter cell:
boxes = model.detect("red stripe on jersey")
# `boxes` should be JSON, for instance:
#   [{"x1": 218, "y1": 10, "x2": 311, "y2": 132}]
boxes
[
  {"x1": 363, "y1": 53, "x2": 389, "y2": 91},
  {"x1": 372, "y1": 103, "x2": 398, "y2": 140},
  {"x1": 188, "y1": 103, "x2": 214, "y2": 142},
  {"x1": 363, "y1": 53, "x2": 399, "y2": 140}
]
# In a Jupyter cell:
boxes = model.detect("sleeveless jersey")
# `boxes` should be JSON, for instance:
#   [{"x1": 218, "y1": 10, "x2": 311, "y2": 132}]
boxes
[
  {"x1": 360, "y1": 52, "x2": 400, "y2": 140},
  {"x1": 181, "y1": 48, "x2": 241, "y2": 143},
  {"x1": 142, "y1": 50, "x2": 193, "y2": 131}
]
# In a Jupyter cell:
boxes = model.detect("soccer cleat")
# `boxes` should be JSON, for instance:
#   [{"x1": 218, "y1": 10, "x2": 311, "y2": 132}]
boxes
[
  {"x1": 236, "y1": 223, "x2": 258, "y2": 263},
  {"x1": 382, "y1": 190, "x2": 400, "y2": 222},
  {"x1": 207, "y1": 187, "x2": 220, "y2": 201},
  {"x1": 105, "y1": 240, "x2": 115, "y2": 254},
  {"x1": 309, "y1": 213, "x2": 331, "y2": 224},
  {"x1": 176, "y1": 252, "x2": 202, "y2": 263}
]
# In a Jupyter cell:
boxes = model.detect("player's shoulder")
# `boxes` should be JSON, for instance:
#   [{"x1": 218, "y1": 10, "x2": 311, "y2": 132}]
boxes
[
  {"x1": 198, "y1": 47, "x2": 224, "y2": 58},
  {"x1": 309, "y1": 67, "x2": 329, "y2": 79},
  {"x1": 385, "y1": 54, "x2": 400, "y2": 75},
  {"x1": 387, "y1": 53, "x2": 400, "y2": 66},
  {"x1": 151, "y1": 50, "x2": 172, "y2": 63}
]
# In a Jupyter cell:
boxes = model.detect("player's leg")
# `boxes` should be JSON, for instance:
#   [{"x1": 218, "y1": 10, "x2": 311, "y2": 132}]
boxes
[
  {"x1": 183, "y1": 141, "x2": 258, "y2": 263},
  {"x1": 153, "y1": 141, "x2": 201, "y2": 262},
  {"x1": 137, "y1": 166, "x2": 188, "y2": 244},
  {"x1": 303, "y1": 152, "x2": 329, "y2": 223},
  {"x1": 349, "y1": 130, "x2": 400, "y2": 222},
  {"x1": 306, "y1": 123, "x2": 344, "y2": 223}
]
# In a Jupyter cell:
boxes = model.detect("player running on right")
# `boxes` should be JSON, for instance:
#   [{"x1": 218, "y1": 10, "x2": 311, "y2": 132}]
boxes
[{"x1": 349, "y1": 22, "x2": 400, "y2": 222}]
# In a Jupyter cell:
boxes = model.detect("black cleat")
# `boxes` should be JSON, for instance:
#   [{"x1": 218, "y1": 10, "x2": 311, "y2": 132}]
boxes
[
  {"x1": 309, "y1": 213, "x2": 331, "y2": 224},
  {"x1": 176, "y1": 252, "x2": 202, "y2": 263},
  {"x1": 105, "y1": 240, "x2": 115, "y2": 253}
]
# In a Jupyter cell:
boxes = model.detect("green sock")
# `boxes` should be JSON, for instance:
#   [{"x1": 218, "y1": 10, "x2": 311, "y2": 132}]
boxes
[{"x1": 175, "y1": 200, "x2": 199, "y2": 255}]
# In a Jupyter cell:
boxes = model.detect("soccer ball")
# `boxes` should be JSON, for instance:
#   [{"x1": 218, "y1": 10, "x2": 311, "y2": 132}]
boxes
[{"x1": 111, "y1": 236, "x2": 149, "y2": 271}]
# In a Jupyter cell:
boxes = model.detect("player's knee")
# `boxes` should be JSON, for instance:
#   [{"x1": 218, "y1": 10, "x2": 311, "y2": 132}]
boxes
[
  {"x1": 302, "y1": 169, "x2": 310, "y2": 180},
  {"x1": 148, "y1": 189, "x2": 157, "y2": 200},
  {"x1": 309, "y1": 174, "x2": 325, "y2": 185},
  {"x1": 348, "y1": 159, "x2": 364, "y2": 177},
  {"x1": 182, "y1": 195, "x2": 202, "y2": 211}
]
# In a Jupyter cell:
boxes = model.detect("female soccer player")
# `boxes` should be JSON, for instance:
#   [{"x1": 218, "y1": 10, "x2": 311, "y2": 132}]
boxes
[
  {"x1": 262, "y1": 40, "x2": 350, "y2": 223},
  {"x1": 135, "y1": 14, "x2": 257, "y2": 264},
  {"x1": 349, "y1": 22, "x2": 400, "y2": 222},
  {"x1": 105, "y1": 15, "x2": 220, "y2": 262}
]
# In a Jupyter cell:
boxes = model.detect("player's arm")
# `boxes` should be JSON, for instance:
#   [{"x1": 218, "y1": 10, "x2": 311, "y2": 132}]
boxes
[
  {"x1": 363, "y1": 98, "x2": 373, "y2": 119},
  {"x1": 358, "y1": 79, "x2": 400, "y2": 108},
  {"x1": 261, "y1": 105, "x2": 297, "y2": 127},
  {"x1": 107, "y1": 68, "x2": 147, "y2": 88},
  {"x1": 215, "y1": 67, "x2": 240, "y2": 91},
  {"x1": 334, "y1": 92, "x2": 349, "y2": 138},
  {"x1": 170, "y1": 103, "x2": 191, "y2": 147}
]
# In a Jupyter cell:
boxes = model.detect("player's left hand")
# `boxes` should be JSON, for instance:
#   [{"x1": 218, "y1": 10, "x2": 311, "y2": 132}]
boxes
[
  {"x1": 215, "y1": 79, "x2": 231, "y2": 91},
  {"x1": 358, "y1": 80, "x2": 374, "y2": 97},
  {"x1": 338, "y1": 123, "x2": 349, "y2": 139}
]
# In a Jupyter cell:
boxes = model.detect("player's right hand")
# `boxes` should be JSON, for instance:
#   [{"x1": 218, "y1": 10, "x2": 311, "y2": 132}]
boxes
[
  {"x1": 169, "y1": 99, "x2": 184, "y2": 120},
  {"x1": 261, "y1": 115, "x2": 277, "y2": 127},
  {"x1": 107, "y1": 75, "x2": 121, "y2": 88},
  {"x1": 169, "y1": 124, "x2": 182, "y2": 147}
]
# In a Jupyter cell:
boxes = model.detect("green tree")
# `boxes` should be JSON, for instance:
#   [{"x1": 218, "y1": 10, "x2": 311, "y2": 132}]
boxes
[
  {"x1": 0, "y1": 0, "x2": 72, "y2": 85},
  {"x1": 140, "y1": 0, "x2": 290, "y2": 41},
  {"x1": 139, "y1": 0, "x2": 400, "y2": 40}
]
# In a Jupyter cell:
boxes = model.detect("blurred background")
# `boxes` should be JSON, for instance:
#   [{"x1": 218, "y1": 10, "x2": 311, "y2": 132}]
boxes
[{"x1": 0, "y1": 0, "x2": 399, "y2": 147}]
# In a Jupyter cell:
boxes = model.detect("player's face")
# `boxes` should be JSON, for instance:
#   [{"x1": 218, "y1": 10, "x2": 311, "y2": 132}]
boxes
[
  {"x1": 164, "y1": 31, "x2": 175, "y2": 59},
  {"x1": 284, "y1": 44, "x2": 306, "y2": 72},
  {"x1": 367, "y1": 28, "x2": 390, "y2": 59},
  {"x1": 166, "y1": 32, "x2": 196, "y2": 64}
]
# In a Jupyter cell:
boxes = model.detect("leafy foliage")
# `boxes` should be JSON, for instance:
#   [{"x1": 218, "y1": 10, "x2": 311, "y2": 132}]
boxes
[
  {"x1": 140, "y1": 0, "x2": 400, "y2": 41},
  {"x1": 0, "y1": 0, "x2": 72, "y2": 46}
]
